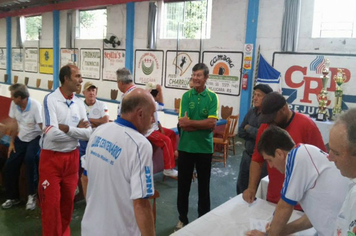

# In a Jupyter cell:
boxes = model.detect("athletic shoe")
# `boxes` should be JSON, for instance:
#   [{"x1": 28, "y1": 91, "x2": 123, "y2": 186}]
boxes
[
  {"x1": 163, "y1": 169, "x2": 178, "y2": 177},
  {"x1": 26, "y1": 194, "x2": 36, "y2": 210},
  {"x1": 2, "y1": 199, "x2": 20, "y2": 209},
  {"x1": 174, "y1": 220, "x2": 185, "y2": 231}
]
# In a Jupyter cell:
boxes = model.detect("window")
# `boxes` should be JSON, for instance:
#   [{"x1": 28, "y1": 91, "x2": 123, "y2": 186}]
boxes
[
  {"x1": 161, "y1": 0, "x2": 212, "y2": 39},
  {"x1": 25, "y1": 15, "x2": 42, "y2": 40},
  {"x1": 312, "y1": 0, "x2": 356, "y2": 38},
  {"x1": 79, "y1": 9, "x2": 107, "y2": 39}
]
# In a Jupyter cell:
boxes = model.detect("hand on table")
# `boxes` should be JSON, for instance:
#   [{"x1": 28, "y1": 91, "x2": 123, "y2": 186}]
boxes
[{"x1": 243, "y1": 188, "x2": 256, "y2": 203}]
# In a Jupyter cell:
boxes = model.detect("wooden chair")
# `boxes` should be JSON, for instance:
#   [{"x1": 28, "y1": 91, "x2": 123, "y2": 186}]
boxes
[
  {"x1": 213, "y1": 118, "x2": 231, "y2": 167},
  {"x1": 227, "y1": 115, "x2": 239, "y2": 155},
  {"x1": 149, "y1": 190, "x2": 160, "y2": 224},
  {"x1": 174, "y1": 98, "x2": 181, "y2": 111},
  {"x1": 221, "y1": 105, "x2": 233, "y2": 119}
]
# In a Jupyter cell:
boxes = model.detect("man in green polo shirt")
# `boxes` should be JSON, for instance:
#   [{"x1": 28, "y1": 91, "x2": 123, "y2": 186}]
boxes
[{"x1": 175, "y1": 63, "x2": 219, "y2": 231}]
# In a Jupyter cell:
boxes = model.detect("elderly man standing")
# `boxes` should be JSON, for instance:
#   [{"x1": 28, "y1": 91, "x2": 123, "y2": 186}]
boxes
[
  {"x1": 236, "y1": 84, "x2": 273, "y2": 195},
  {"x1": 1, "y1": 84, "x2": 42, "y2": 210},
  {"x1": 176, "y1": 63, "x2": 219, "y2": 231},
  {"x1": 243, "y1": 92, "x2": 326, "y2": 209},
  {"x1": 39, "y1": 64, "x2": 92, "y2": 236},
  {"x1": 81, "y1": 88, "x2": 156, "y2": 236},
  {"x1": 116, "y1": 67, "x2": 136, "y2": 119},
  {"x1": 328, "y1": 109, "x2": 356, "y2": 235}
]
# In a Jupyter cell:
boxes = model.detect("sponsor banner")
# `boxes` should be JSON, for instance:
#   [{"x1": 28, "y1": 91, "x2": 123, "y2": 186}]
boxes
[
  {"x1": 12, "y1": 48, "x2": 24, "y2": 71},
  {"x1": 202, "y1": 51, "x2": 243, "y2": 96},
  {"x1": 134, "y1": 50, "x2": 164, "y2": 85},
  {"x1": 165, "y1": 50, "x2": 200, "y2": 90},
  {"x1": 80, "y1": 49, "x2": 101, "y2": 80},
  {"x1": 273, "y1": 52, "x2": 356, "y2": 116},
  {"x1": 103, "y1": 49, "x2": 125, "y2": 81},
  {"x1": 0, "y1": 48, "x2": 6, "y2": 70},
  {"x1": 24, "y1": 48, "x2": 38, "y2": 73},
  {"x1": 60, "y1": 48, "x2": 79, "y2": 68},
  {"x1": 39, "y1": 48, "x2": 54, "y2": 74}
]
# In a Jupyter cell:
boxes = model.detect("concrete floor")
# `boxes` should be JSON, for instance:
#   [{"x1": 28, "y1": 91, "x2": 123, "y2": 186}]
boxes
[{"x1": 0, "y1": 140, "x2": 244, "y2": 236}]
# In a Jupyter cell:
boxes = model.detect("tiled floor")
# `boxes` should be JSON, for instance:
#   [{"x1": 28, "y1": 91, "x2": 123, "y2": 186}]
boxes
[{"x1": 0, "y1": 140, "x2": 244, "y2": 236}]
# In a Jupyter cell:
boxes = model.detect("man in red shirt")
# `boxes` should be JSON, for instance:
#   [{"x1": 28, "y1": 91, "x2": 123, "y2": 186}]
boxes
[{"x1": 242, "y1": 92, "x2": 326, "y2": 206}]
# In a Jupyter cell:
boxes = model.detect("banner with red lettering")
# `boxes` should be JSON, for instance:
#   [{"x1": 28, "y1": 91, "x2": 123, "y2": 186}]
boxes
[
  {"x1": 273, "y1": 52, "x2": 356, "y2": 117},
  {"x1": 102, "y1": 49, "x2": 126, "y2": 81}
]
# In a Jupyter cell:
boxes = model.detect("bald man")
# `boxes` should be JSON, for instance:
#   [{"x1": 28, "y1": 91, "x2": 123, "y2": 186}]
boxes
[{"x1": 81, "y1": 88, "x2": 156, "y2": 236}]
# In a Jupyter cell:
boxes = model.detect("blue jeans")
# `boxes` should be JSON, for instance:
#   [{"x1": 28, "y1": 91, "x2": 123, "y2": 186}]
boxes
[{"x1": 5, "y1": 136, "x2": 40, "y2": 199}]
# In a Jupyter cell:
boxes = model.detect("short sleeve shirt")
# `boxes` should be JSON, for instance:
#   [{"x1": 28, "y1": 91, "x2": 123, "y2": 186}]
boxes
[
  {"x1": 9, "y1": 98, "x2": 42, "y2": 142},
  {"x1": 85, "y1": 99, "x2": 109, "y2": 120},
  {"x1": 178, "y1": 87, "x2": 219, "y2": 153},
  {"x1": 281, "y1": 144, "x2": 349, "y2": 235}
]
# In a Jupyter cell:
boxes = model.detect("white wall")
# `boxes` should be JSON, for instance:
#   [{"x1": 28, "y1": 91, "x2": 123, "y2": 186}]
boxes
[{"x1": 1, "y1": 0, "x2": 356, "y2": 120}]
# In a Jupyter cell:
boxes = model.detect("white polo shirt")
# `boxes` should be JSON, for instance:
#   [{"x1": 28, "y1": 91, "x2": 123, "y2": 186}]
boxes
[
  {"x1": 334, "y1": 179, "x2": 356, "y2": 235},
  {"x1": 81, "y1": 118, "x2": 154, "y2": 236},
  {"x1": 40, "y1": 88, "x2": 92, "y2": 152},
  {"x1": 84, "y1": 99, "x2": 109, "y2": 130},
  {"x1": 9, "y1": 98, "x2": 42, "y2": 142},
  {"x1": 281, "y1": 144, "x2": 349, "y2": 236},
  {"x1": 84, "y1": 99, "x2": 109, "y2": 119}
]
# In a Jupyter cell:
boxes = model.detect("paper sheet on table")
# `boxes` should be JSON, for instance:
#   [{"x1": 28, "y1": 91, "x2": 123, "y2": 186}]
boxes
[{"x1": 249, "y1": 218, "x2": 269, "y2": 232}]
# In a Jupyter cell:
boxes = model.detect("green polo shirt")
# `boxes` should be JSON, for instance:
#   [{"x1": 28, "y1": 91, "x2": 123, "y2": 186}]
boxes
[{"x1": 178, "y1": 87, "x2": 219, "y2": 154}]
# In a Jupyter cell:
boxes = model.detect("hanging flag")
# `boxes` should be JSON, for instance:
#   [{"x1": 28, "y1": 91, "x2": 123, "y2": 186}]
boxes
[{"x1": 256, "y1": 54, "x2": 281, "y2": 92}]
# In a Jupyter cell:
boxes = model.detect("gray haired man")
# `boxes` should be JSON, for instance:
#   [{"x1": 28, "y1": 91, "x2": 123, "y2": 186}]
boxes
[{"x1": 116, "y1": 68, "x2": 136, "y2": 119}]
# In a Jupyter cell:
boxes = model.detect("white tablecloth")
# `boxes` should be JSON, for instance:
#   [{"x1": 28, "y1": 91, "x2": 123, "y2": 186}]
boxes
[
  {"x1": 312, "y1": 118, "x2": 334, "y2": 145},
  {"x1": 256, "y1": 176, "x2": 269, "y2": 200},
  {"x1": 171, "y1": 195, "x2": 316, "y2": 236}
]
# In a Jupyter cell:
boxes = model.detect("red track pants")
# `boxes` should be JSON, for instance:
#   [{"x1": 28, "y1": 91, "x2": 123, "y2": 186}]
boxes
[
  {"x1": 147, "y1": 128, "x2": 177, "y2": 169},
  {"x1": 38, "y1": 149, "x2": 79, "y2": 236}
]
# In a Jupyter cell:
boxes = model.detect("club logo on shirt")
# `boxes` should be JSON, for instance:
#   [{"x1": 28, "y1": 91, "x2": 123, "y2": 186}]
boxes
[
  {"x1": 202, "y1": 108, "x2": 208, "y2": 115},
  {"x1": 71, "y1": 115, "x2": 79, "y2": 124},
  {"x1": 189, "y1": 102, "x2": 195, "y2": 109},
  {"x1": 92, "y1": 108, "x2": 100, "y2": 116}
]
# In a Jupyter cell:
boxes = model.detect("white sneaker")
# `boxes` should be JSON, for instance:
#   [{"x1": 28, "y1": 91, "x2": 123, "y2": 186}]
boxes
[
  {"x1": 163, "y1": 169, "x2": 178, "y2": 177},
  {"x1": 174, "y1": 220, "x2": 185, "y2": 231},
  {"x1": 26, "y1": 194, "x2": 36, "y2": 210},
  {"x1": 2, "y1": 199, "x2": 20, "y2": 209}
]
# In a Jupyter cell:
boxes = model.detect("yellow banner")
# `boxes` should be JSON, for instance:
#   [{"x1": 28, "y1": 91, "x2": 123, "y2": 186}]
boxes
[{"x1": 39, "y1": 48, "x2": 53, "y2": 74}]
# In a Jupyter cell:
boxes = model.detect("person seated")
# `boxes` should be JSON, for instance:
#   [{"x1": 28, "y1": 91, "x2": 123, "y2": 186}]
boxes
[
  {"x1": 246, "y1": 126, "x2": 348, "y2": 236},
  {"x1": 146, "y1": 83, "x2": 178, "y2": 178},
  {"x1": 79, "y1": 82, "x2": 109, "y2": 198},
  {"x1": 1, "y1": 84, "x2": 42, "y2": 210}
]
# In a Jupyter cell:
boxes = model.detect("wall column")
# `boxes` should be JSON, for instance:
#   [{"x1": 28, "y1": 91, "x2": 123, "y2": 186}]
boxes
[
  {"x1": 238, "y1": 0, "x2": 260, "y2": 126},
  {"x1": 53, "y1": 10, "x2": 60, "y2": 89},
  {"x1": 6, "y1": 17, "x2": 11, "y2": 84},
  {"x1": 125, "y1": 2, "x2": 135, "y2": 73}
]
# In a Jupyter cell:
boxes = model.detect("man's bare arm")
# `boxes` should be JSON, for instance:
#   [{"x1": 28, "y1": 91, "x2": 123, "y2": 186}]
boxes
[
  {"x1": 133, "y1": 198, "x2": 155, "y2": 236},
  {"x1": 243, "y1": 161, "x2": 263, "y2": 203},
  {"x1": 89, "y1": 116, "x2": 109, "y2": 128}
]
